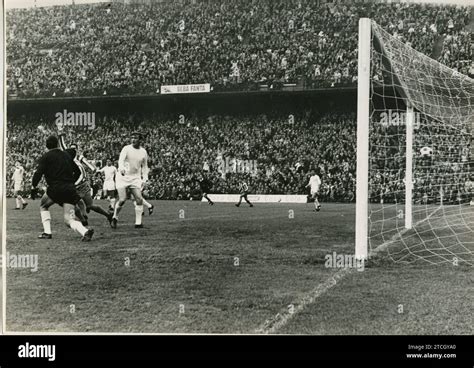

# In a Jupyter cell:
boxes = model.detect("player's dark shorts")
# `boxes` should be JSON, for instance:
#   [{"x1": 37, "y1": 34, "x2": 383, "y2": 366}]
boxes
[
  {"x1": 106, "y1": 189, "x2": 117, "y2": 197},
  {"x1": 201, "y1": 187, "x2": 211, "y2": 194},
  {"x1": 47, "y1": 183, "x2": 81, "y2": 206},
  {"x1": 240, "y1": 191, "x2": 248, "y2": 197},
  {"x1": 76, "y1": 180, "x2": 92, "y2": 198}
]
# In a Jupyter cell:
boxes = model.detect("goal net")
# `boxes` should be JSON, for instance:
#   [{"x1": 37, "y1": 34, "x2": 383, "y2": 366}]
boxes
[{"x1": 356, "y1": 19, "x2": 473, "y2": 266}]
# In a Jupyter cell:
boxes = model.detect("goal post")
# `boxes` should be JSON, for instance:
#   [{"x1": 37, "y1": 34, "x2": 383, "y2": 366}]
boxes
[
  {"x1": 355, "y1": 18, "x2": 474, "y2": 265},
  {"x1": 405, "y1": 104, "x2": 414, "y2": 230},
  {"x1": 355, "y1": 18, "x2": 371, "y2": 261}
]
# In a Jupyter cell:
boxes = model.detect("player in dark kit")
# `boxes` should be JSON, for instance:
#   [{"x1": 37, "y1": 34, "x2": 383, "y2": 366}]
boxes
[
  {"x1": 235, "y1": 180, "x2": 253, "y2": 207},
  {"x1": 64, "y1": 148, "x2": 113, "y2": 226},
  {"x1": 197, "y1": 173, "x2": 214, "y2": 205},
  {"x1": 32, "y1": 136, "x2": 94, "y2": 241}
]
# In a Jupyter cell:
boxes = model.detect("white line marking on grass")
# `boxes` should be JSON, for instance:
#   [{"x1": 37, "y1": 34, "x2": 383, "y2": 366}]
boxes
[
  {"x1": 254, "y1": 206, "x2": 443, "y2": 334},
  {"x1": 254, "y1": 267, "x2": 352, "y2": 334}
]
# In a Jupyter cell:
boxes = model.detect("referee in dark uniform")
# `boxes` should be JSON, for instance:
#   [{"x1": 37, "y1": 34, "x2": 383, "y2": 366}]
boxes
[
  {"x1": 32, "y1": 136, "x2": 94, "y2": 241},
  {"x1": 197, "y1": 173, "x2": 214, "y2": 205}
]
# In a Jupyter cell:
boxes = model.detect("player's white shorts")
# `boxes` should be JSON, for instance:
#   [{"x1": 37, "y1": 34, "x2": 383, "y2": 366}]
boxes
[
  {"x1": 103, "y1": 180, "x2": 116, "y2": 192},
  {"x1": 311, "y1": 189, "x2": 320, "y2": 196},
  {"x1": 14, "y1": 181, "x2": 23, "y2": 192},
  {"x1": 115, "y1": 175, "x2": 142, "y2": 190}
]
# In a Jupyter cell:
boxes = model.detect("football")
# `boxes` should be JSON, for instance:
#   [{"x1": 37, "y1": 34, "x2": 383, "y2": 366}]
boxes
[{"x1": 420, "y1": 146, "x2": 433, "y2": 157}]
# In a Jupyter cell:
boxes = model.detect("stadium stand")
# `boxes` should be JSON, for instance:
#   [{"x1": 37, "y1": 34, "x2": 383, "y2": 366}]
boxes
[
  {"x1": 6, "y1": 111, "x2": 470, "y2": 203},
  {"x1": 6, "y1": 1, "x2": 472, "y2": 97}
]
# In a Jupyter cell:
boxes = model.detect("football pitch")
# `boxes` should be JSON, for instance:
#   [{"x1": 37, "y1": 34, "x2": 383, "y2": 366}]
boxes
[{"x1": 4, "y1": 199, "x2": 473, "y2": 334}]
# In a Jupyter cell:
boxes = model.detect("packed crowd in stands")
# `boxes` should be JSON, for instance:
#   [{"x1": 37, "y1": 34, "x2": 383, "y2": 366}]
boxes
[
  {"x1": 6, "y1": 111, "x2": 471, "y2": 204},
  {"x1": 370, "y1": 117, "x2": 472, "y2": 204},
  {"x1": 6, "y1": 0, "x2": 473, "y2": 97},
  {"x1": 439, "y1": 30, "x2": 473, "y2": 76}
]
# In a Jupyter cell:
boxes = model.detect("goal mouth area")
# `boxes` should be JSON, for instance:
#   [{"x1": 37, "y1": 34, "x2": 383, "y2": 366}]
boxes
[
  {"x1": 368, "y1": 203, "x2": 474, "y2": 266},
  {"x1": 355, "y1": 18, "x2": 474, "y2": 266}
]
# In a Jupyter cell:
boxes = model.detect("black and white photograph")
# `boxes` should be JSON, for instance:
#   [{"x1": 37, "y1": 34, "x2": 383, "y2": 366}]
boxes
[
  {"x1": 1, "y1": 0, "x2": 473, "y2": 340},
  {"x1": 1, "y1": 0, "x2": 5, "y2": 335}
]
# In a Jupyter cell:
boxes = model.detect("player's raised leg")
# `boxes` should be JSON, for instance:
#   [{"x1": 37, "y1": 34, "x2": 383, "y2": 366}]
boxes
[
  {"x1": 82, "y1": 191, "x2": 113, "y2": 224},
  {"x1": 130, "y1": 187, "x2": 145, "y2": 228},
  {"x1": 143, "y1": 198, "x2": 154, "y2": 215},
  {"x1": 133, "y1": 197, "x2": 153, "y2": 215}
]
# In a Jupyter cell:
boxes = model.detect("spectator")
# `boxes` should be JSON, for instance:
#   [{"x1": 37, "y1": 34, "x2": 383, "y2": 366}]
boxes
[
  {"x1": 7, "y1": 110, "x2": 469, "y2": 204},
  {"x1": 6, "y1": 1, "x2": 471, "y2": 97}
]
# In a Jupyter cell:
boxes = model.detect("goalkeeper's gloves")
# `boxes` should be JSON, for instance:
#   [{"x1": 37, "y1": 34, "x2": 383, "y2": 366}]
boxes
[{"x1": 31, "y1": 187, "x2": 39, "y2": 200}]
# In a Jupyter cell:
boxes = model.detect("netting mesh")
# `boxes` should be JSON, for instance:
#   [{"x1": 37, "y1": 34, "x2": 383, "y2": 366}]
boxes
[{"x1": 368, "y1": 21, "x2": 474, "y2": 266}]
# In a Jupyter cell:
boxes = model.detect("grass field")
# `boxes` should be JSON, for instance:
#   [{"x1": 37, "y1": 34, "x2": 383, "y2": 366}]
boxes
[{"x1": 4, "y1": 198, "x2": 473, "y2": 334}]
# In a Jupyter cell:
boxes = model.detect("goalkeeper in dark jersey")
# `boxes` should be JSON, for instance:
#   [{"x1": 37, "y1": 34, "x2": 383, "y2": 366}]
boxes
[
  {"x1": 32, "y1": 135, "x2": 94, "y2": 241},
  {"x1": 197, "y1": 172, "x2": 214, "y2": 205},
  {"x1": 235, "y1": 179, "x2": 253, "y2": 207}
]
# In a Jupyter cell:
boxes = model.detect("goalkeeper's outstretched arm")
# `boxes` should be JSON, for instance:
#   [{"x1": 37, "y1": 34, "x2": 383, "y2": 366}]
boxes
[{"x1": 59, "y1": 132, "x2": 97, "y2": 173}]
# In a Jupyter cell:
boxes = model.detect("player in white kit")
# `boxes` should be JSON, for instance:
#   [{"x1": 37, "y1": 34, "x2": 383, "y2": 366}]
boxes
[
  {"x1": 111, "y1": 133, "x2": 149, "y2": 228},
  {"x1": 12, "y1": 161, "x2": 28, "y2": 210},
  {"x1": 306, "y1": 169, "x2": 322, "y2": 212},
  {"x1": 98, "y1": 159, "x2": 118, "y2": 211}
]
